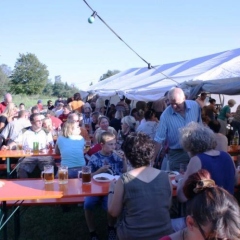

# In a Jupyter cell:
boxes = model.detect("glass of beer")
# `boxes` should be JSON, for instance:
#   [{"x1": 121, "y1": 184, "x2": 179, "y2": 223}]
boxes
[
  {"x1": 85, "y1": 140, "x2": 91, "y2": 152},
  {"x1": 33, "y1": 142, "x2": 39, "y2": 154},
  {"x1": 58, "y1": 165, "x2": 68, "y2": 184},
  {"x1": 41, "y1": 165, "x2": 54, "y2": 184},
  {"x1": 81, "y1": 166, "x2": 91, "y2": 184}
]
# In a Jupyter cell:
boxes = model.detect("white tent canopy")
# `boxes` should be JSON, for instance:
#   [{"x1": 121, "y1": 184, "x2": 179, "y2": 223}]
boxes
[{"x1": 82, "y1": 48, "x2": 240, "y2": 101}]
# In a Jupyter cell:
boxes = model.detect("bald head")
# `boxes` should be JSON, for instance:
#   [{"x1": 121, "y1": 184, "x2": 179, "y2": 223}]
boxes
[
  {"x1": 168, "y1": 88, "x2": 186, "y2": 113},
  {"x1": 4, "y1": 93, "x2": 12, "y2": 104}
]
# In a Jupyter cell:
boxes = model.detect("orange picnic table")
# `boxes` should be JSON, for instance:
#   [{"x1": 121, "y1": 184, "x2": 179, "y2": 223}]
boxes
[
  {"x1": 0, "y1": 178, "x2": 110, "y2": 239},
  {"x1": 227, "y1": 145, "x2": 240, "y2": 156},
  {"x1": 0, "y1": 150, "x2": 61, "y2": 178}
]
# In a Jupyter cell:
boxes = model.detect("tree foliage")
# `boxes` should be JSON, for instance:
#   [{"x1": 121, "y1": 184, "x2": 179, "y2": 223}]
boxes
[
  {"x1": 99, "y1": 70, "x2": 120, "y2": 81},
  {"x1": 1, "y1": 53, "x2": 81, "y2": 98},
  {"x1": 10, "y1": 53, "x2": 49, "y2": 95},
  {"x1": 0, "y1": 65, "x2": 10, "y2": 96}
]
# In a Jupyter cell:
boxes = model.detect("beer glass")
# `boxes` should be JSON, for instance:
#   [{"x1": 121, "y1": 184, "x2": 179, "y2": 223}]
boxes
[
  {"x1": 85, "y1": 140, "x2": 91, "y2": 152},
  {"x1": 58, "y1": 165, "x2": 68, "y2": 184},
  {"x1": 33, "y1": 142, "x2": 39, "y2": 153},
  {"x1": 41, "y1": 165, "x2": 54, "y2": 184},
  {"x1": 81, "y1": 166, "x2": 91, "y2": 184}
]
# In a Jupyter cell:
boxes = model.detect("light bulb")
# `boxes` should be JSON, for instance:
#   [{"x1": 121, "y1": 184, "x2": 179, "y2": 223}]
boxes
[{"x1": 88, "y1": 16, "x2": 95, "y2": 24}]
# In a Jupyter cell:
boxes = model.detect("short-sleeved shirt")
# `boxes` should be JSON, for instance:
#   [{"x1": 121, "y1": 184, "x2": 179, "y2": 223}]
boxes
[
  {"x1": 69, "y1": 100, "x2": 84, "y2": 113},
  {"x1": 57, "y1": 135, "x2": 85, "y2": 168},
  {"x1": 218, "y1": 105, "x2": 230, "y2": 121},
  {"x1": 0, "y1": 102, "x2": 7, "y2": 114},
  {"x1": 154, "y1": 100, "x2": 202, "y2": 149},
  {"x1": 88, "y1": 151, "x2": 123, "y2": 175},
  {"x1": 15, "y1": 128, "x2": 53, "y2": 150}
]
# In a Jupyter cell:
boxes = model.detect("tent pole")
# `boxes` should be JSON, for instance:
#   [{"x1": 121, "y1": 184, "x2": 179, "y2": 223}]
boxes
[
  {"x1": 130, "y1": 100, "x2": 135, "y2": 115},
  {"x1": 106, "y1": 97, "x2": 111, "y2": 115}
]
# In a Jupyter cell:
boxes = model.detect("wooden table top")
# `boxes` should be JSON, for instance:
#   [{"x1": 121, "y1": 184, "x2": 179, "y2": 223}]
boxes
[
  {"x1": 0, "y1": 150, "x2": 60, "y2": 160},
  {"x1": 227, "y1": 145, "x2": 240, "y2": 154},
  {"x1": 0, "y1": 179, "x2": 109, "y2": 201}
]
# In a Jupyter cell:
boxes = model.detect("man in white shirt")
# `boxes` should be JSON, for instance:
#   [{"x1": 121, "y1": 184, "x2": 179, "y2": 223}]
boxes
[{"x1": 2, "y1": 113, "x2": 55, "y2": 178}]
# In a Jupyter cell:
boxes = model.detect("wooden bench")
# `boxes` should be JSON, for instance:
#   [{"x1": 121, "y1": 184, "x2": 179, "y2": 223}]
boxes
[
  {"x1": 0, "y1": 164, "x2": 17, "y2": 171},
  {"x1": 6, "y1": 196, "x2": 84, "y2": 207}
]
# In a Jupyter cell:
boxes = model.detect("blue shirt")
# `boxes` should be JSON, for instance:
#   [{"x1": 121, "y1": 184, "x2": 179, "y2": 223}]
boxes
[
  {"x1": 154, "y1": 100, "x2": 202, "y2": 149},
  {"x1": 88, "y1": 151, "x2": 123, "y2": 175},
  {"x1": 198, "y1": 151, "x2": 235, "y2": 194},
  {"x1": 57, "y1": 135, "x2": 85, "y2": 168}
]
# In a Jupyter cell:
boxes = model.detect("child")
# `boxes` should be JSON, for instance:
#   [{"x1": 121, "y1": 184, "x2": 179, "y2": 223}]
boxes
[{"x1": 84, "y1": 132, "x2": 127, "y2": 240}]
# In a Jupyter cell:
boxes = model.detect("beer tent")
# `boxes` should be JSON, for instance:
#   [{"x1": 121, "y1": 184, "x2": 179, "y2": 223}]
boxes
[{"x1": 81, "y1": 48, "x2": 240, "y2": 101}]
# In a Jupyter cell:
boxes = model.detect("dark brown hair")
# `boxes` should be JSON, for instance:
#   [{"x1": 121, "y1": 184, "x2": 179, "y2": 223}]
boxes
[
  {"x1": 121, "y1": 132, "x2": 154, "y2": 168},
  {"x1": 184, "y1": 170, "x2": 240, "y2": 239}
]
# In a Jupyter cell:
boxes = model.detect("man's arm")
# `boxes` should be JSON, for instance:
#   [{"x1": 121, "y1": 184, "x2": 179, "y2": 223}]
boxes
[{"x1": 152, "y1": 141, "x2": 162, "y2": 166}]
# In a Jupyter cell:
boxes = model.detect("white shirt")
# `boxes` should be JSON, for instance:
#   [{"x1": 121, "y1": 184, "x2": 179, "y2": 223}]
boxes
[{"x1": 15, "y1": 128, "x2": 53, "y2": 150}]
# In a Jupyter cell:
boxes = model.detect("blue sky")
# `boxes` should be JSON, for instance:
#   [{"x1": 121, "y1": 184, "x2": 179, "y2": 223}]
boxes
[{"x1": 0, "y1": 0, "x2": 239, "y2": 90}]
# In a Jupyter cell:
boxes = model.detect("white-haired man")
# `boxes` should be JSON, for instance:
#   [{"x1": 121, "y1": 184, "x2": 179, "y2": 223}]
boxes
[{"x1": 154, "y1": 87, "x2": 202, "y2": 171}]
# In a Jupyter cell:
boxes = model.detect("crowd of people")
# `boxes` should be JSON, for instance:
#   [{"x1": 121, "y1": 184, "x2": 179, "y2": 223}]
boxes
[{"x1": 0, "y1": 88, "x2": 240, "y2": 240}]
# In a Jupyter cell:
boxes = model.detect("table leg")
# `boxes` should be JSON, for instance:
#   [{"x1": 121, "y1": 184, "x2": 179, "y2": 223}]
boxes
[
  {"x1": 0, "y1": 201, "x2": 8, "y2": 240},
  {"x1": 14, "y1": 207, "x2": 20, "y2": 240},
  {"x1": 7, "y1": 157, "x2": 10, "y2": 179}
]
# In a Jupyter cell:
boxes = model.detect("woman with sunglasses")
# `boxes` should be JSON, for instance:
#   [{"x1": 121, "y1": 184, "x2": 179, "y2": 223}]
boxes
[{"x1": 160, "y1": 169, "x2": 240, "y2": 240}]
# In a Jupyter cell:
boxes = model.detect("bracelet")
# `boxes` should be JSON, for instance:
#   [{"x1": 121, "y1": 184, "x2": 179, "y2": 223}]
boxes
[{"x1": 108, "y1": 191, "x2": 114, "y2": 195}]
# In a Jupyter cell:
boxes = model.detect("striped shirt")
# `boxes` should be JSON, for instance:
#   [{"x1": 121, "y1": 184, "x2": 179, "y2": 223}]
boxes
[{"x1": 154, "y1": 100, "x2": 202, "y2": 149}]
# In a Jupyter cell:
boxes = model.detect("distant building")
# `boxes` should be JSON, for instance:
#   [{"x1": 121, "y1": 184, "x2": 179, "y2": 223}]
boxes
[{"x1": 55, "y1": 75, "x2": 61, "y2": 83}]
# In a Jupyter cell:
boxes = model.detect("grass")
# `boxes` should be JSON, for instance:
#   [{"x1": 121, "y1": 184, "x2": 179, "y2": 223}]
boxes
[
  {"x1": 0, "y1": 204, "x2": 108, "y2": 240},
  {"x1": 9, "y1": 95, "x2": 57, "y2": 110}
]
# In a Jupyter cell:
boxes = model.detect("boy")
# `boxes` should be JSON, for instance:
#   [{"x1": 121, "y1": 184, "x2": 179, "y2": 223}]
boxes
[{"x1": 84, "y1": 132, "x2": 127, "y2": 240}]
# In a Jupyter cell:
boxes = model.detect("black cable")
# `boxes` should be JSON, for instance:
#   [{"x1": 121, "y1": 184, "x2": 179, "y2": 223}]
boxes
[
  {"x1": 83, "y1": 0, "x2": 151, "y2": 68},
  {"x1": 82, "y1": 0, "x2": 178, "y2": 83}
]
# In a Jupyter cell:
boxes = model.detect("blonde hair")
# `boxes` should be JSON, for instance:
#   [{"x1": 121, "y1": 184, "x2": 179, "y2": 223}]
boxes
[
  {"x1": 99, "y1": 132, "x2": 115, "y2": 144},
  {"x1": 62, "y1": 120, "x2": 78, "y2": 138},
  {"x1": 1, "y1": 103, "x2": 17, "y2": 118}
]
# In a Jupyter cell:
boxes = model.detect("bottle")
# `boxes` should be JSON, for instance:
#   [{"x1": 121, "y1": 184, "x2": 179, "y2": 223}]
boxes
[
  {"x1": 233, "y1": 131, "x2": 239, "y2": 146},
  {"x1": 57, "y1": 126, "x2": 62, "y2": 136}
]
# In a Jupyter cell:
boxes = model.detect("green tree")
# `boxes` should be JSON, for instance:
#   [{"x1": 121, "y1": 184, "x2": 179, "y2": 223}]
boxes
[
  {"x1": 0, "y1": 64, "x2": 10, "y2": 96},
  {"x1": 99, "y1": 70, "x2": 120, "y2": 81},
  {"x1": 10, "y1": 53, "x2": 49, "y2": 95},
  {"x1": 52, "y1": 81, "x2": 65, "y2": 97},
  {"x1": 42, "y1": 79, "x2": 53, "y2": 96}
]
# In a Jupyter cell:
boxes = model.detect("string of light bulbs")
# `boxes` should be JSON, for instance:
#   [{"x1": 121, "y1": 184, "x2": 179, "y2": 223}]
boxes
[{"x1": 83, "y1": 0, "x2": 177, "y2": 83}]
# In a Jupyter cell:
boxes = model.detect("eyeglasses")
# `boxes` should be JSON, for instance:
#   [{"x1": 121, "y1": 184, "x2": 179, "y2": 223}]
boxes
[{"x1": 34, "y1": 120, "x2": 42, "y2": 123}]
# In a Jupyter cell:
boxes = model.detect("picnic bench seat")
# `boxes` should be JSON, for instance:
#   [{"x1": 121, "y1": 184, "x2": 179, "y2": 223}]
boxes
[
  {"x1": 6, "y1": 196, "x2": 85, "y2": 207},
  {"x1": 0, "y1": 164, "x2": 17, "y2": 171}
]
